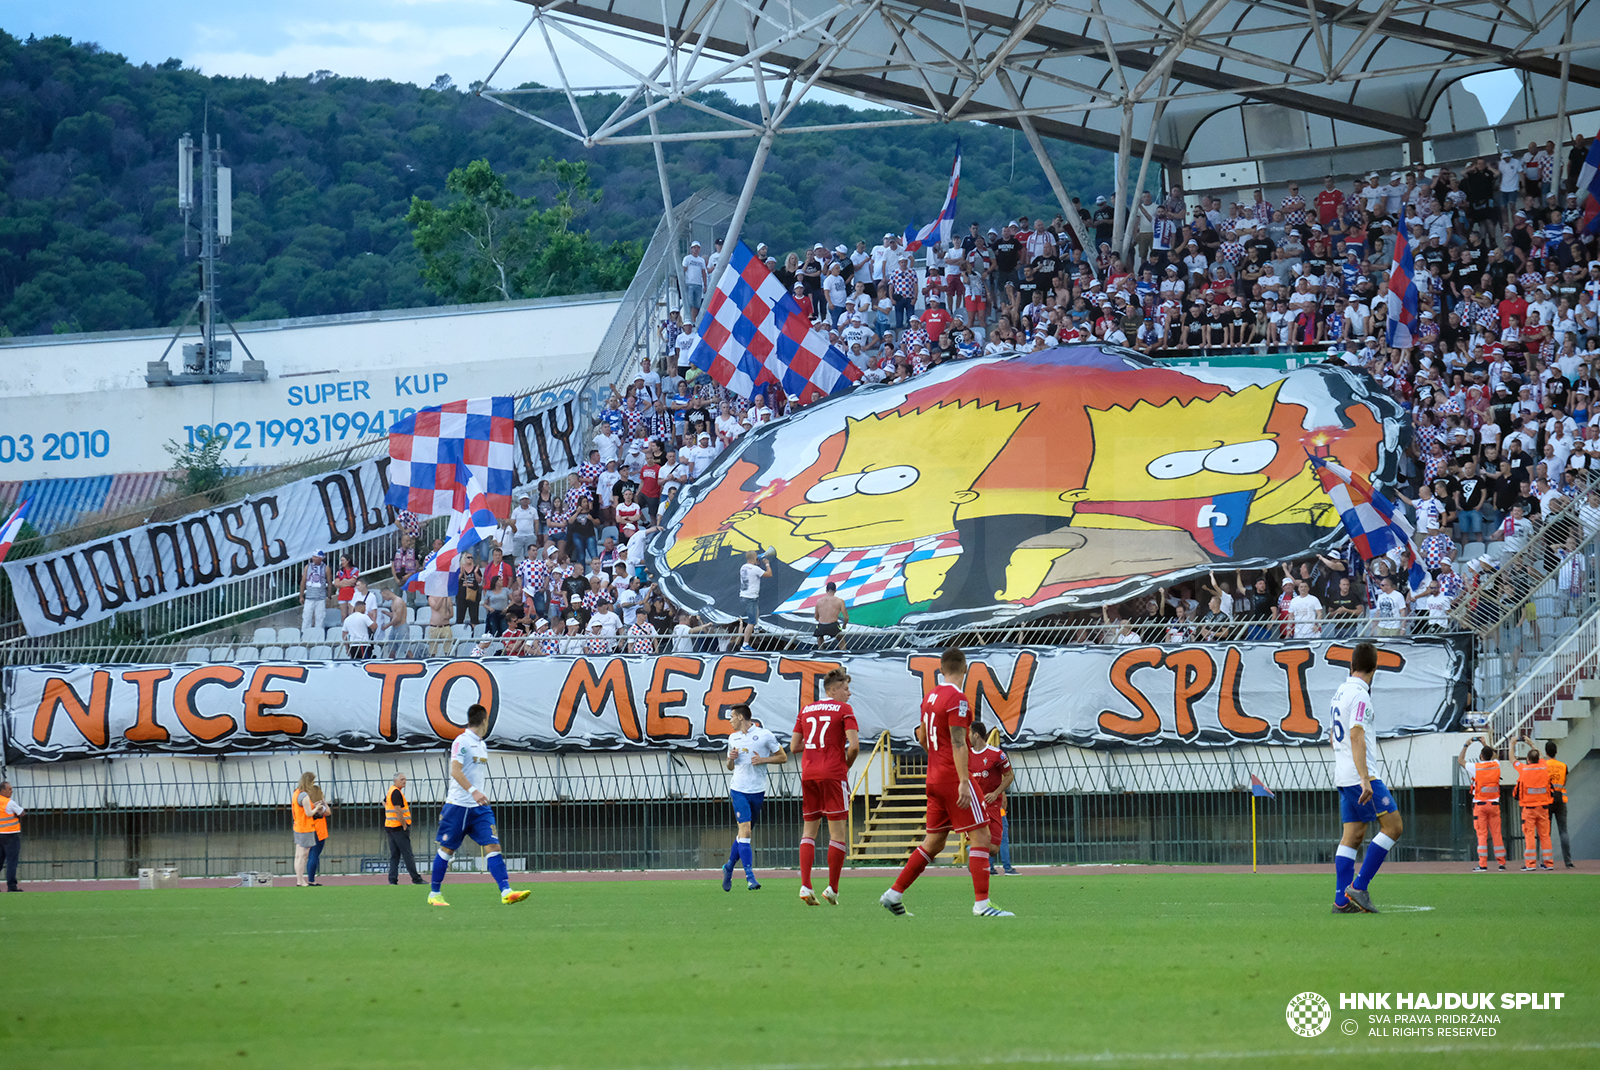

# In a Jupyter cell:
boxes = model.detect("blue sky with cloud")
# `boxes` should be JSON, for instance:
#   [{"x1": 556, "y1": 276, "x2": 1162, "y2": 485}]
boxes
[{"x1": 3, "y1": 0, "x2": 572, "y2": 89}]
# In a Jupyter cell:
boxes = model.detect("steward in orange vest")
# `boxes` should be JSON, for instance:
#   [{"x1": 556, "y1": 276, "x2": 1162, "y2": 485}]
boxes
[
  {"x1": 1513, "y1": 746, "x2": 1554, "y2": 871},
  {"x1": 0, "y1": 780, "x2": 23, "y2": 892},
  {"x1": 383, "y1": 774, "x2": 423, "y2": 886},
  {"x1": 1458, "y1": 733, "x2": 1505, "y2": 871}
]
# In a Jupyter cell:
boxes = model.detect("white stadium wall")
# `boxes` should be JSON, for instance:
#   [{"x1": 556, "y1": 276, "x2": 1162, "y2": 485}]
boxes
[{"x1": 0, "y1": 294, "x2": 620, "y2": 481}]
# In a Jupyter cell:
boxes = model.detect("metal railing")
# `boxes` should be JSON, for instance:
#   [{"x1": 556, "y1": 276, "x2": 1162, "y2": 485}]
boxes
[
  {"x1": 846, "y1": 729, "x2": 894, "y2": 852},
  {"x1": 1483, "y1": 612, "x2": 1600, "y2": 747},
  {"x1": 0, "y1": 614, "x2": 1477, "y2": 667},
  {"x1": 3, "y1": 744, "x2": 1438, "y2": 879},
  {"x1": 1450, "y1": 486, "x2": 1597, "y2": 638},
  {"x1": 586, "y1": 189, "x2": 735, "y2": 393}
]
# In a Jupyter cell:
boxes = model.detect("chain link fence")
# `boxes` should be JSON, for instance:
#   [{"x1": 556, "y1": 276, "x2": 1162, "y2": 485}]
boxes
[{"x1": 4, "y1": 745, "x2": 1452, "y2": 881}]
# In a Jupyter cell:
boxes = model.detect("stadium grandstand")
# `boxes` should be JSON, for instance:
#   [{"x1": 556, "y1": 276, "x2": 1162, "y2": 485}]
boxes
[{"x1": 0, "y1": 0, "x2": 1597, "y2": 894}]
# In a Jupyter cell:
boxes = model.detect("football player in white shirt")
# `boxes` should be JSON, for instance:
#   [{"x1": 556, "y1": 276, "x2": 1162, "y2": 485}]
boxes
[
  {"x1": 1328, "y1": 643, "x2": 1403, "y2": 914},
  {"x1": 428, "y1": 704, "x2": 531, "y2": 907},
  {"x1": 722, "y1": 704, "x2": 788, "y2": 891}
]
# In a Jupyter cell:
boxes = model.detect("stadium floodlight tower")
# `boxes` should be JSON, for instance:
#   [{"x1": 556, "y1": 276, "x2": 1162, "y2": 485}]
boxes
[{"x1": 147, "y1": 110, "x2": 267, "y2": 387}]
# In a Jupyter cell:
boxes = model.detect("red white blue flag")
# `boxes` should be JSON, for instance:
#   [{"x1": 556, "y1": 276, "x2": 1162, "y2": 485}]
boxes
[
  {"x1": 690, "y1": 242, "x2": 862, "y2": 403},
  {"x1": 1385, "y1": 207, "x2": 1419, "y2": 350},
  {"x1": 386, "y1": 397, "x2": 515, "y2": 517},
  {"x1": 1577, "y1": 127, "x2": 1600, "y2": 237},
  {"x1": 0, "y1": 499, "x2": 30, "y2": 563},
  {"x1": 904, "y1": 143, "x2": 960, "y2": 252},
  {"x1": 408, "y1": 474, "x2": 502, "y2": 597},
  {"x1": 1249, "y1": 773, "x2": 1275, "y2": 799},
  {"x1": 1309, "y1": 454, "x2": 1427, "y2": 592}
]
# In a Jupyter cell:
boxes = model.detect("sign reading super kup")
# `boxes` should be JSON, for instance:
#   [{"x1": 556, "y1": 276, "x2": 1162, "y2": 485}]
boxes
[{"x1": 3, "y1": 639, "x2": 1467, "y2": 762}]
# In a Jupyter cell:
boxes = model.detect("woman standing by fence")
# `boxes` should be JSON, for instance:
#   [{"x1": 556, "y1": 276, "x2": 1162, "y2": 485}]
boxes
[{"x1": 291, "y1": 772, "x2": 318, "y2": 887}]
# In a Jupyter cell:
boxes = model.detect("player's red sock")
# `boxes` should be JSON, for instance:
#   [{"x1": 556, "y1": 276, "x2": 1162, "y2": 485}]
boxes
[
  {"x1": 799, "y1": 837, "x2": 816, "y2": 888},
  {"x1": 968, "y1": 848, "x2": 991, "y2": 901},
  {"x1": 827, "y1": 840, "x2": 847, "y2": 891},
  {"x1": 892, "y1": 847, "x2": 931, "y2": 893}
]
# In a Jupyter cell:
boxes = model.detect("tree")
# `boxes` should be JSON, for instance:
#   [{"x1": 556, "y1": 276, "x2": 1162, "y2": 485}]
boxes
[
  {"x1": 163, "y1": 434, "x2": 238, "y2": 502},
  {"x1": 406, "y1": 158, "x2": 643, "y2": 303},
  {"x1": 405, "y1": 159, "x2": 536, "y2": 303}
]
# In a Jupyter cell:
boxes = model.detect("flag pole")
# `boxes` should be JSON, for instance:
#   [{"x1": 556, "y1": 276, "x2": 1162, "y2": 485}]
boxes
[{"x1": 1251, "y1": 792, "x2": 1258, "y2": 873}]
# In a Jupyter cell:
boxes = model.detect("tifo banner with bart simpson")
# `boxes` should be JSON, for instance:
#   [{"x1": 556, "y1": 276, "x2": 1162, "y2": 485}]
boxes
[
  {"x1": 653, "y1": 346, "x2": 1407, "y2": 634},
  {"x1": 3, "y1": 639, "x2": 1463, "y2": 761}
]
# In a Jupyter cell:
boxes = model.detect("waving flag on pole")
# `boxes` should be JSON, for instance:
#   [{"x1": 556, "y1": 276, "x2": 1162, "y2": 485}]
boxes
[
  {"x1": 1249, "y1": 773, "x2": 1276, "y2": 798},
  {"x1": 408, "y1": 475, "x2": 502, "y2": 597},
  {"x1": 1577, "y1": 127, "x2": 1600, "y2": 237},
  {"x1": 386, "y1": 397, "x2": 516, "y2": 517},
  {"x1": 1308, "y1": 453, "x2": 1427, "y2": 592},
  {"x1": 1385, "y1": 207, "x2": 1419, "y2": 350},
  {"x1": 904, "y1": 143, "x2": 960, "y2": 252},
  {"x1": 690, "y1": 242, "x2": 863, "y2": 403},
  {"x1": 0, "y1": 499, "x2": 31, "y2": 562}
]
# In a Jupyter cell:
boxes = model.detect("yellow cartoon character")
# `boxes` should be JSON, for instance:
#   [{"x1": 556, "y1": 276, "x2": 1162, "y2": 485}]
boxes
[
  {"x1": 720, "y1": 400, "x2": 1048, "y2": 609},
  {"x1": 1005, "y1": 384, "x2": 1289, "y2": 595}
]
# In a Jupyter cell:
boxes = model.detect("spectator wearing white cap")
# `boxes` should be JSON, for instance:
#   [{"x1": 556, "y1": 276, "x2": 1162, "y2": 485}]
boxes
[
  {"x1": 682, "y1": 240, "x2": 708, "y2": 322},
  {"x1": 822, "y1": 260, "x2": 848, "y2": 327}
]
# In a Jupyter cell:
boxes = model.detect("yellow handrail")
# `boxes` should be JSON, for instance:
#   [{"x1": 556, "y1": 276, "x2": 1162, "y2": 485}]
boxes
[{"x1": 847, "y1": 730, "x2": 892, "y2": 852}]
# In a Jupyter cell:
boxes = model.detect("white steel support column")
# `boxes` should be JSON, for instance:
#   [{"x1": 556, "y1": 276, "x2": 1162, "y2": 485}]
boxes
[
  {"x1": 1123, "y1": 76, "x2": 1171, "y2": 262},
  {"x1": 997, "y1": 70, "x2": 1100, "y2": 280},
  {"x1": 648, "y1": 104, "x2": 686, "y2": 306},
  {"x1": 1112, "y1": 103, "x2": 1133, "y2": 269},
  {"x1": 720, "y1": 129, "x2": 776, "y2": 276},
  {"x1": 1553, "y1": 0, "x2": 1576, "y2": 201}
]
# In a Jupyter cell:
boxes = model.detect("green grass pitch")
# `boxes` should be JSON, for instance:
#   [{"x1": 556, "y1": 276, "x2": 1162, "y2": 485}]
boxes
[{"x1": 4, "y1": 871, "x2": 1596, "y2": 1069}]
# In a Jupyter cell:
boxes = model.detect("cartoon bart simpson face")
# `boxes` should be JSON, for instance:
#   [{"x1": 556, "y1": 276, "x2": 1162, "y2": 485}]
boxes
[
  {"x1": 785, "y1": 401, "x2": 1033, "y2": 547},
  {"x1": 1072, "y1": 383, "x2": 1284, "y2": 558}
]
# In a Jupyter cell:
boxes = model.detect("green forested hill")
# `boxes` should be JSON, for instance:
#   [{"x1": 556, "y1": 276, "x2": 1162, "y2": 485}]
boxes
[{"x1": 0, "y1": 31, "x2": 1113, "y2": 337}]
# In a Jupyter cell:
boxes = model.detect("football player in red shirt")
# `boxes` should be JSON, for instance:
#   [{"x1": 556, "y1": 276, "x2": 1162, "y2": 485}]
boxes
[
  {"x1": 881, "y1": 648, "x2": 1014, "y2": 917},
  {"x1": 792, "y1": 668, "x2": 860, "y2": 906},
  {"x1": 966, "y1": 719, "x2": 1013, "y2": 874}
]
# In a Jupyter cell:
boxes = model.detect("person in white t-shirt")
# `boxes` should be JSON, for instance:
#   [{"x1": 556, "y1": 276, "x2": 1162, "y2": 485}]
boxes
[
  {"x1": 427, "y1": 704, "x2": 530, "y2": 907},
  {"x1": 675, "y1": 327, "x2": 699, "y2": 372},
  {"x1": 722, "y1": 704, "x2": 788, "y2": 891},
  {"x1": 682, "y1": 241, "x2": 709, "y2": 321},
  {"x1": 738, "y1": 549, "x2": 773, "y2": 650},
  {"x1": 1288, "y1": 580, "x2": 1324, "y2": 639},
  {"x1": 1372, "y1": 575, "x2": 1409, "y2": 637},
  {"x1": 684, "y1": 432, "x2": 718, "y2": 478},
  {"x1": 342, "y1": 605, "x2": 374, "y2": 659}
]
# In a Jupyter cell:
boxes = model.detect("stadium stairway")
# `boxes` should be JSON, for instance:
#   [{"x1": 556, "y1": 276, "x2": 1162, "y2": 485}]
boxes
[{"x1": 848, "y1": 734, "x2": 1006, "y2": 866}]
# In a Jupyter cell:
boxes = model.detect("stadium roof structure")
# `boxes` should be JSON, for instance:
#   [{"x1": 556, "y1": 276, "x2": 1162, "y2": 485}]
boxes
[{"x1": 478, "y1": 0, "x2": 1599, "y2": 260}]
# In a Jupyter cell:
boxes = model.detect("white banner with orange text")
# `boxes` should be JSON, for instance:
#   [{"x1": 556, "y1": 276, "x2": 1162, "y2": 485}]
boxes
[{"x1": 2, "y1": 639, "x2": 1468, "y2": 763}]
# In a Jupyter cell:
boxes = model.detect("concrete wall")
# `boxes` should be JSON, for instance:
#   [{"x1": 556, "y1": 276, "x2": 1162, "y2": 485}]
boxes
[{"x1": 0, "y1": 295, "x2": 620, "y2": 480}]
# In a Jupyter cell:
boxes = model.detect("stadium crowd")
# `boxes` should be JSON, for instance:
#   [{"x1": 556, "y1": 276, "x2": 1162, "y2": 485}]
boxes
[{"x1": 320, "y1": 137, "x2": 1600, "y2": 654}]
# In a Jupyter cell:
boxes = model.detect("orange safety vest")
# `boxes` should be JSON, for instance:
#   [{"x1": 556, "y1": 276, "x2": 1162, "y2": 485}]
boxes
[
  {"x1": 291, "y1": 789, "x2": 316, "y2": 834},
  {"x1": 1514, "y1": 761, "x2": 1552, "y2": 808},
  {"x1": 0, "y1": 794, "x2": 18, "y2": 835},
  {"x1": 383, "y1": 786, "x2": 411, "y2": 828},
  {"x1": 313, "y1": 811, "x2": 328, "y2": 840},
  {"x1": 1472, "y1": 760, "x2": 1502, "y2": 804},
  {"x1": 1548, "y1": 758, "x2": 1568, "y2": 803}
]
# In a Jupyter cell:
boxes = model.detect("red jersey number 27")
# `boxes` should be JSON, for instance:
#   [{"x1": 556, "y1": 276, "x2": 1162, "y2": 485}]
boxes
[{"x1": 803, "y1": 715, "x2": 832, "y2": 749}]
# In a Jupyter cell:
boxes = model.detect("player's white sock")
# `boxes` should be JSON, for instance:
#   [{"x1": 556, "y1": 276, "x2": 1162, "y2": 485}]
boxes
[
  {"x1": 881, "y1": 888, "x2": 902, "y2": 902},
  {"x1": 974, "y1": 898, "x2": 991, "y2": 911}
]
